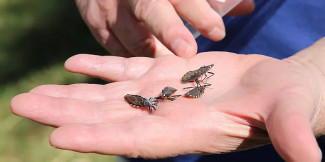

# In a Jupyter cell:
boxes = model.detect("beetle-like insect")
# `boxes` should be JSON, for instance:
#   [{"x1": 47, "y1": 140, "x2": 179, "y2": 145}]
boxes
[
  {"x1": 156, "y1": 86, "x2": 181, "y2": 101},
  {"x1": 182, "y1": 64, "x2": 214, "y2": 84},
  {"x1": 184, "y1": 84, "x2": 210, "y2": 98},
  {"x1": 124, "y1": 94, "x2": 158, "y2": 112}
]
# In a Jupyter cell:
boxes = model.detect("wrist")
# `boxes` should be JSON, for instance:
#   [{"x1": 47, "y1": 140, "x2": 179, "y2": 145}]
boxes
[
  {"x1": 290, "y1": 38, "x2": 325, "y2": 77},
  {"x1": 284, "y1": 37, "x2": 325, "y2": 136}
]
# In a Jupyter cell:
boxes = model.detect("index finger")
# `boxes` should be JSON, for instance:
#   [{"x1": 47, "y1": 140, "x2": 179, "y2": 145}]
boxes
[
  {"x1": 171, "y1": 0, "x2": 226, "y2": 41},
  {"x1": 65, "y1": 54, "x2": 155, "y2": 82},
  {"x1": 129, "y1": 0, "x2": 197, "y2": 57}
]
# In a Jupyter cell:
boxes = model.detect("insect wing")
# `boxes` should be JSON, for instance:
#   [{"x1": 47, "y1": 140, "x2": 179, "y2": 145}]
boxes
[
  {"x1": 185, "y1": 86, "x2": 205, "y2": 98},
  {"x1": 181, "y1": 70, "x2": 198, "y2": 83},
  {"x1": 124, "y1": 94, "x2": 147, "y2": 107}
]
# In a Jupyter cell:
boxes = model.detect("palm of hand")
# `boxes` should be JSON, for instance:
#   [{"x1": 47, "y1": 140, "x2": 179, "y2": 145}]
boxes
[{"x1": 11, "y1": 52, "x2": 320, "y2": 160}]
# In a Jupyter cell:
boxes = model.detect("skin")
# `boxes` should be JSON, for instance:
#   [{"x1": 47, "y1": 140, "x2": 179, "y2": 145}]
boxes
[
  {"x1": 75, "y1": 0, "x2": 255, "y2": 57},
  {"x1": 11, "y1": 38, "x2": 325, "y2": 162}
]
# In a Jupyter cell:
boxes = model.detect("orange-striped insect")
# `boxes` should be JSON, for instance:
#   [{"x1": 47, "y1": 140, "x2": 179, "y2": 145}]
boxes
[
  {"x1": 182, "y1": 64, "x2": 214, "y2": 85},
  {"x1": 184, "y1": 84, "x2": 210, "y2": 98},
  {"x1": 124, "y1": 94, "x2": 158, "y2": 112}
]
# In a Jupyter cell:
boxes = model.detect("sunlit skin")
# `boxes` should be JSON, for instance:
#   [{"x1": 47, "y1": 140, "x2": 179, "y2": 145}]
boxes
[{"x1": 10, "y1": 38, "x2": 325, "y2": 162}]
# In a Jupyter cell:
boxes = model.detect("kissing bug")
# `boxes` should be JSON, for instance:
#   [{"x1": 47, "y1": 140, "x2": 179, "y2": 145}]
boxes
[
  {"x1": 184, "y1": 84, "x2": 210, "y2": 98},
  {"x1": 182, "y1": 64, "x2": 214, "y2": 84},
  {"x1": 124, "y1": 94, "x2": 158, "y2": 112},
  {"x1": 182, "y1": 64, "x2": 214, "y2": 91},
  {"x1": 156, "y1": 86, "x2": 181, "y2": 101}
]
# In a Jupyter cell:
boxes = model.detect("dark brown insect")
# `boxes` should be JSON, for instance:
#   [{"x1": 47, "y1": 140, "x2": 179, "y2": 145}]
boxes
[
  {"x1": 156, "y1": 86, "x2": 181, "y2": 101},
  {"x1": 124, "y1": 94, "x2": 158, "y2": 112},
  {"x1": 184, "y1": 85, "x2": 209, "y2": 98},
  {"x1": 182, "y1": 64, "x2": 214, "y2": 84},
  {"x1": 161, "y1": 86, "x2": 177, "y2": 97}
]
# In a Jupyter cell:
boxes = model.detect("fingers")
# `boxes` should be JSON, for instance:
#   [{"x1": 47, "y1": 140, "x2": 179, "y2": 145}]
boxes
[
  {"x1": 50, "y1": 119, "x2": 192, "y2": 158},
  {"x1": 79, "y1": 0, "x2": 250, "y2": 57},
  {"x1": 65, "y1": 54, "x2": 155, "y2": 82},
  {"x1": 30, "y1": 82, "x2": 139, "y2": 101},
  {"x1": 170, "y1": 0, "x2": 225, "y2": 41},
  {"x1": 129, "y1": 0, "x2": 197, "y2": 57},
  {"x1": 11, "y1": 93, "x2": 100, "y2": 126},
  {"x1": 76, "y1": 0, "x2": 132, "y2": 57},
  {"x1": 108, "y1": 2, "x2": 156, "y2": 57},
  {"x1": 265, "y1": 96, "x2": 322, "y2": 162},
  {"x1": 10, "y1": 93, "x2": 147, "y2": 127},
  {"x1": 108, "y1": 5, "x2": 175, "y2": 57}
]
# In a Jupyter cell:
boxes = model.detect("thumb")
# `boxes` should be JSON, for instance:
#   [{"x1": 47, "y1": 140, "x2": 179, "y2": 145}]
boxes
[{"x1": 265, "y1": 95, "x2": 322, "y2": 162}]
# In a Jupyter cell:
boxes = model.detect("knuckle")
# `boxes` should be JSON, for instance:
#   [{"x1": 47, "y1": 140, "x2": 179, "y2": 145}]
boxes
[
  {"x1": 132, "y1": 0, "x2": 158, "y2": 21},
  {"x1": 96, "y1": 29, "x2": 110, "y2": 45}
]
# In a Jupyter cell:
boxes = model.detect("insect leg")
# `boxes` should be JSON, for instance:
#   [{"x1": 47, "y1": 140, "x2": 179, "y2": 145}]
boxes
[
  {"x1": 155, "y1": 96, "x2": 162, "y2": 100},
  {"x1": 183, "y1": 86, "x2": 195, "y2": 89},
  {"x1": 201, "y1": 72, "x2": 214, "y2": 84},
  {"x1": 166, "y1": 95, "x2": 181, "y2": 101},
  {"x1": 203, "y1": 83, "x2": 211, "y2": 87},
  {"x1": 206, "y1": 72, "x2": 214, "y2": 80}
]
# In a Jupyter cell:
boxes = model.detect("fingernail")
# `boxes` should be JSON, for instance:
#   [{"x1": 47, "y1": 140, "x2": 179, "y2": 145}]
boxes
[
  {"x1": 208, "y1": 27, "x2": 226, "y2": 40},
  {"x1": 172, "y1": 38, "x2": 192, "y2": 56}
]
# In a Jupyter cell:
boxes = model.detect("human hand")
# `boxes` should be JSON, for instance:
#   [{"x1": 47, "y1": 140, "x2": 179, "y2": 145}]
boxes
[
  {"x1": 75, "y1": 0, "x2": 254, "y2": 57},
  {"x1": 11, "y1": 38, "x2": 325, "y2": 161}
]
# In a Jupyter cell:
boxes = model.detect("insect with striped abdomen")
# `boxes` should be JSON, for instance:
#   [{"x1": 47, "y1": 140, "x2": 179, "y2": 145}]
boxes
[
  {"x1": 184, "y1": 84, "x2": 211, "y2": 98},
  {"x1": 182, "y1": 64, "x2": 214, "y2": 86},
  {"x1": 124, "y1": 94, "x2": 158, "y2": 112},
  {"x1": 182, "y1": 64, "x2": 214, "y2": 97}
]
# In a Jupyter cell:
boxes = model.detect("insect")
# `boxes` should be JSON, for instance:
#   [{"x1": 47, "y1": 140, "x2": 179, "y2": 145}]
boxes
[
  {"x1": 156, "y1": 86, "x2": 181, "y2": 101},
  {"x1": 184, "y1": 84, "x2": 210, "y2": 98},
  {"x1": 181, "y1": 64, "x2": 214, "y2": 84},
  {"x1": 124, "y1": 94, "x2": 158, "y2": 112}
]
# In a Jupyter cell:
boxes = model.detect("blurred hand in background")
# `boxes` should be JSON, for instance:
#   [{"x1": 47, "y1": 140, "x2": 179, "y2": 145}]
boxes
[{"x1": 75, "y1": 0, "x2": 254, "y2": 57}]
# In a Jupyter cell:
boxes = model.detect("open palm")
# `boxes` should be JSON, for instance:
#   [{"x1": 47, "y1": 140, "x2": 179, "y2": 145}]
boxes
[{"x1": 11, "y1": 51, "x2": 323, "y2": 161}]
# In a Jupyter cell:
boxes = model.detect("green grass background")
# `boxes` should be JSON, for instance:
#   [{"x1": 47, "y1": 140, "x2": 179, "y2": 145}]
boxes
[{"x1": 0, "y1": 0, "x2": 115, "y2": 161}]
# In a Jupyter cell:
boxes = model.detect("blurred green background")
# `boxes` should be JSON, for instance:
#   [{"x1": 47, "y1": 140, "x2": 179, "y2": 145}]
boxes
[{"x1": 0, "y1": 0, "x2": 115, "y2": 161}]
